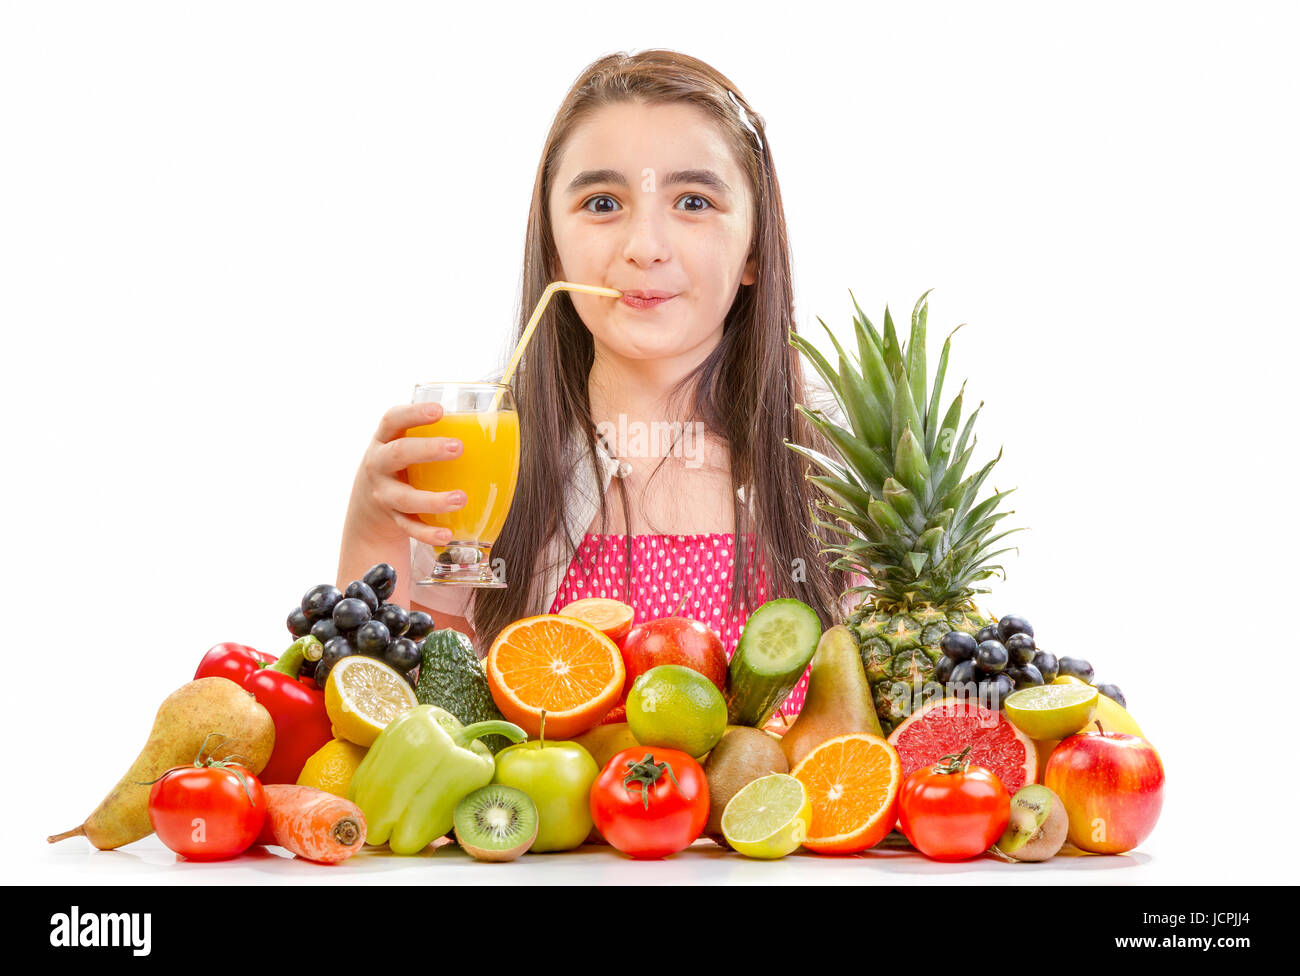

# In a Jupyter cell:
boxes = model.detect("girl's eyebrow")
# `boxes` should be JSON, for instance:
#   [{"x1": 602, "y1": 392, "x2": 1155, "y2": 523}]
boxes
[{"x1": 565, "y1": 168, "x2": 732, "y2": 195}]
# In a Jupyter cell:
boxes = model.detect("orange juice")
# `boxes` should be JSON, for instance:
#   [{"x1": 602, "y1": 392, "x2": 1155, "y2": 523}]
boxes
[{"x1": 405, "y1": 410, "x2": 520, "y2": 545}]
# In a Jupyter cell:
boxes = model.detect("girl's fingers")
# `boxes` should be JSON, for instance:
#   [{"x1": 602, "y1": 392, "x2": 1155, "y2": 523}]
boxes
[
  {"x1": 377, "y1": 481, "x2": 467, "y2": 518},
  {"x1": 375, "y1": 401, "x2": 443, "y2": 443},
  {"x1": 375, "y1": 434, "x2": 464, "y2": 472},
  {"x1": 391, "y1": 511, "x2": 455, "y2": 547}
]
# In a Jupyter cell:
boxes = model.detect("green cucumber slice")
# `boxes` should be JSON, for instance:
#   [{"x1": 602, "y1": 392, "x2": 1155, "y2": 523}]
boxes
[{"x1": 726, "y1": 599, "x2": 822, "y2": 726}]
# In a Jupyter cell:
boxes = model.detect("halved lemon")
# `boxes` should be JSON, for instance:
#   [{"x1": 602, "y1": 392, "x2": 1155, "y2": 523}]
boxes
[
  {"x1": 325, "y1": 656, "x2": 418, "y2": 747},
  {"x1": 721, "y1": 773, "x2": 811, "y2": 859}
]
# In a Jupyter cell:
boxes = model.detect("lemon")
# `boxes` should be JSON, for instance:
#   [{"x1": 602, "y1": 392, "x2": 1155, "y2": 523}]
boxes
[
  {"x1": 1053, "y1": 675, "x2": 1145, "y2": 736},
  {"x1": 721, "y1": 773, "x2": 811, "y2": 859},
  {"x1": 324, "y1": 656, "x2": 418, "y2": 747},
  {"x1": 297, "y1": 738, "x2": 369, "y2": 796},
  {"x1": 1004, "y1": 683, "x2": 1098, "y2": 740},
  {"x1": 626, "y1": 664, "x2": 727, "y2": 759}
]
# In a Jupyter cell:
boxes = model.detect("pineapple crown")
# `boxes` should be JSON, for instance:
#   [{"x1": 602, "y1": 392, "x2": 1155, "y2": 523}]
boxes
[{"x1": 786, "y1": 290, "x2": 1021, "y2": 610}]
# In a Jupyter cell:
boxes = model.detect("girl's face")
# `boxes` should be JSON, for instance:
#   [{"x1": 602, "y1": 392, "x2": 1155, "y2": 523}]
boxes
[{"x1": 548, "y1": 100, "x2": 757, "y2": 368}]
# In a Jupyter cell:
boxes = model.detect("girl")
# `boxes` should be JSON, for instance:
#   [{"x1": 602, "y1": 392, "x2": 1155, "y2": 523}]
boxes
[{"x1": 336, "y1": 49, "x2": 849, "y2": 715}]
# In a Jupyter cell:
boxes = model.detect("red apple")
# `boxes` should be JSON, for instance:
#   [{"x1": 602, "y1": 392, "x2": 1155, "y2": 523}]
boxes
[
  {"x1": 1044, "y1": 730, "x2": 1164, "y2": 854},
  {"x1": 618, "y1": 616, "x2": 727, "y2": 702}
]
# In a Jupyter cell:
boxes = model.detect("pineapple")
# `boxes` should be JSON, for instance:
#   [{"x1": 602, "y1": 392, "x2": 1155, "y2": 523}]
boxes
[{"x1": 787, "y1": 290, "x2": 1020, "y2": 733}]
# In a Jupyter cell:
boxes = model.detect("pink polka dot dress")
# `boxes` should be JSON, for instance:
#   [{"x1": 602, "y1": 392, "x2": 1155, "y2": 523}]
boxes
[{"x1": 547, "y1": 531, "x2": 811, "y2": 716}]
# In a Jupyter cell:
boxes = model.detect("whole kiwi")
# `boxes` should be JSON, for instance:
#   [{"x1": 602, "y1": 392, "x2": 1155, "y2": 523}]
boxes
[
  {"x1": 702, "y1": 726, "x2": 789, "y2": 844},
  {"x1": 453, "y1": 785, "x2": 539, "y2": 862}
]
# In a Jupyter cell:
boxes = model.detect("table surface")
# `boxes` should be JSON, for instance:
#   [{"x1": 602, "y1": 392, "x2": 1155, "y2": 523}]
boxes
[{"x1": 30, "y1": 832, "x2": 1216, "y2": 886}]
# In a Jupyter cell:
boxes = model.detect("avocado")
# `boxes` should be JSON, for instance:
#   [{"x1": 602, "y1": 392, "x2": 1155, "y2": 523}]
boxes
[{"x1": 415, "y1": 629, "x2": 511, "y2": 753}]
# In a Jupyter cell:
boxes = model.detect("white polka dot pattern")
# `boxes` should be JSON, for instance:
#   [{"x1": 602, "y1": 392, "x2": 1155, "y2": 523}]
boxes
[{"x1": 547, "y1": 532, "x2": 812, "y2": 714}]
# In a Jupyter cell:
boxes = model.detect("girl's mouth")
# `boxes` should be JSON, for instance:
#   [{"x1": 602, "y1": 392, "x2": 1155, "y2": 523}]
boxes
[{"x1": 620, "y1": 294, "x2": 675, "y2": 310}]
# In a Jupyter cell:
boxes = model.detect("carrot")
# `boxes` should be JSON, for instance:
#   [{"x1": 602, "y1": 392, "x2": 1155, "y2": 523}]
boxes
[{"x1": 263, "y1": 784, "x2": 366, "y2": 864}]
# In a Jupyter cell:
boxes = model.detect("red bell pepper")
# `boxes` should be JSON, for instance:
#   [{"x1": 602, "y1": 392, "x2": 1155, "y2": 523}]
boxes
[
  {"x1": 195, "y1": 637, "x2": 333, "y2": 785},
  {"x1": 195, "y1": 642, "x2": 277, "y2": 685}
]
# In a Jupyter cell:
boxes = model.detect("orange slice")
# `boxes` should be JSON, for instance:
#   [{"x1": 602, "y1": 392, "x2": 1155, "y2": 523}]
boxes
[
  {"x1": 790, "y1": 732, "x2": 902, "y2": 854},
  {"x1": 557, "y1": 597, "x2": 635, "y2": 645},
  {"x1": 487, "y1": 614, "x2": 626, "y2": 739}
]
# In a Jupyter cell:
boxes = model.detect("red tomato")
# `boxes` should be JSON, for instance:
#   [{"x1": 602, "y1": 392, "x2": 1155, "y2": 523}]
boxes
[
  {"x1": 897, "y1": 749, "x2": 1010, "y2": 862},
  {"x1": 589, "y1": 747, "x2": 709, "y2": 859},
  {"x1": 148, "y1": 763, "x2": 267, "y2": 861}
]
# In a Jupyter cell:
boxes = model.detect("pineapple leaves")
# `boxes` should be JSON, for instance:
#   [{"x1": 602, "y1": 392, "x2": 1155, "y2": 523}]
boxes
[
  {"x1": 817, "y1": 318, "x2": 890, "y2": 446},
  {"x1": 785, "y1": 290, "x2": 1024, "y2": 606},
  {"x1": 906, "y1": 289, "x2": 933, "y2": 436},
  {"x1": 881, "y1": 305, "x2": 905, "y2": 379},
  {"x1": 784, "y1": 437, "x2": 852, "y2": 484},
  {"x1": 894, "y1": 427, "x2": 931, "y2": 502},
  {"x1": 794, "y1": 407, "x2": 891, "y2": 496},
  {"x1": 928, "y1": 382, "x2": 966, "y2": 484},
  {"x1": 882, "y1": 477, "x2": 925, "y2": 533},
  {"x1": 890, "y1": 368, "x2": 926, "y2": 459},
  {"x1": 925, "y1": 325, "x2": 964, "y2": 459},
  {"x1": 848, "y1": 289, "x2": 884, "y2": 356}
]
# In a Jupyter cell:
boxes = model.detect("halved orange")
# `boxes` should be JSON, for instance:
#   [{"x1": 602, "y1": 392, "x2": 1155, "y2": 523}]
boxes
[
  {"x1": 486, "y1": 614, "x2": 626, "y2": 739},
  {"x1": 790, "y1": 732, "x2": 902, "y2": 854},
  {"x1": 557, "y1": 597, "x2": 635, "y2": 645}
]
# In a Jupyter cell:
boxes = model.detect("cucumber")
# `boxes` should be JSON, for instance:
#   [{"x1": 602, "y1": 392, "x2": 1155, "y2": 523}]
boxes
[{"x1": 725, "y1": 598, "x2": 822, "y2": 727}]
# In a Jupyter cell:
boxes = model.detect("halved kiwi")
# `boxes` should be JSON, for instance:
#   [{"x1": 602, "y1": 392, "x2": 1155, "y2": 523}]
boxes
[
  {"x1": 995, "y1": 784, "x2": 1068, "y2": 862},
  {"x1": 453, "y1": 785, "x2": 539, "y2": 862}
]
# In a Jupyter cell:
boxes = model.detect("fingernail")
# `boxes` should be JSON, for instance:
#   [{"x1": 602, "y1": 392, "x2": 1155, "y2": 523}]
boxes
[
  {"x1": 451, "y1": 491, "x2": 467, "y2": 505},
  {"x1": 448, "y1": 440, "x2": 462, "y2": 453},
  {"x1": 425, "y1": 403, "x2": 439, "y2": 417}
]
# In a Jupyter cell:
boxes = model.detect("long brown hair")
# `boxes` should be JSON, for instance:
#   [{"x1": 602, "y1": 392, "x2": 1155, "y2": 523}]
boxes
[{"x1": 472, "y1": 48, "x2": 847, "y2": 654}]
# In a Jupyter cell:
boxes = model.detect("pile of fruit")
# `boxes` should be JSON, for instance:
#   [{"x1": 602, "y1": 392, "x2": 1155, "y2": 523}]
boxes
[{"x1": 47, "y1": 292, "x2": 1165, "y2": 867}]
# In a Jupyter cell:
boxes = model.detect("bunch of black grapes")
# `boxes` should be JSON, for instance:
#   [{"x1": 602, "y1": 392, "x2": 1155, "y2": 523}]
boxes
[
  {"x1": 287, "y1": 563, "x2": 434, "y2": 688},
  {"x1": 935, "y1": 614, "x2": 1125, "y2": 711}
]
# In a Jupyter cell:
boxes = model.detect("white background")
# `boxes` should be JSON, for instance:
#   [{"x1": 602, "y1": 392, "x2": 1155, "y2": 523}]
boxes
[{"x1": 4, "y1": 1, "x2": 1296, "y2": 885}]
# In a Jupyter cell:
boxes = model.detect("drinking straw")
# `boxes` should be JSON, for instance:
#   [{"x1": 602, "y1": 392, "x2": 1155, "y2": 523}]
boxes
[{"x1": 488, "y1": 281, "x2": 622, "y2": 411}]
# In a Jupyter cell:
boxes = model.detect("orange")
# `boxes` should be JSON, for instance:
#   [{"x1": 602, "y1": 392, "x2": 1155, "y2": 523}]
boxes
[
  {"x1": 790, "y1": 732, "x2": 902, "y2": 854},
  {"x1": 557, "y1": 598, "x2": 635, "y2": 645},
  {"x1": 486, "y1": 614, "x2": 626, "y2": 739}
]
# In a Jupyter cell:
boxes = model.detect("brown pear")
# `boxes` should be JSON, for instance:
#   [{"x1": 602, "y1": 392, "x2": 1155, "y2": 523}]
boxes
[
  {"x1": 780, "y1": 625, "x2": 883, "y2": 768},
  {"x1": 48, "y1": 676, "x2": 276, "y2": 850}
]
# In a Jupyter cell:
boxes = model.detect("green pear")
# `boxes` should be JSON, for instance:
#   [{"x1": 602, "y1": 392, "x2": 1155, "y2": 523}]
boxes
[{"x1": 780, "y1": 626, "x2": 883, "y2": 769}]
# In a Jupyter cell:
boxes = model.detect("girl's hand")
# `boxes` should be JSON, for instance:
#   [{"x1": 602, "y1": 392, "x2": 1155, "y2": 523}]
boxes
[{"x1": 343, "y1": 401, "x2": 467, "y2": 548}]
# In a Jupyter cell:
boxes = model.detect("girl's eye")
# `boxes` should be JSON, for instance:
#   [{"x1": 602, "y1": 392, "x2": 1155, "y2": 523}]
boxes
[
  {"x1": 676, "y1": 194, "x2": 713, "y2": 213},
  {"x1": 582, "y1": 195, "x2": 620, "y2": 214}
]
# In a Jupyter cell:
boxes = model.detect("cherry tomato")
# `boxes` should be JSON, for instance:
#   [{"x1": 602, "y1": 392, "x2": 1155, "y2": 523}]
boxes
[
  {"x1": 897, "y1": 747, "x2": 1010, "y2": 862},
  {"x1": 589, "y1": 747, "x2": 709, "y2": 859},
  {"x1": 148, "y1": 761, "x2": 266, "y2": 861}
]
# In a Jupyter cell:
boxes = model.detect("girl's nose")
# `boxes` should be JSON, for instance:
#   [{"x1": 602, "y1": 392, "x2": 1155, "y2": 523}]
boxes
[{"x1": 621, "y1": 205, "x2": 671, "y2": 268}]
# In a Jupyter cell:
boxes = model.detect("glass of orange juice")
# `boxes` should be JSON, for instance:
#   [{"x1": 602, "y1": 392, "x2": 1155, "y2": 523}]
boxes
[{"x1": 405, "y1": 381, "x2": 520, "y2": 587}]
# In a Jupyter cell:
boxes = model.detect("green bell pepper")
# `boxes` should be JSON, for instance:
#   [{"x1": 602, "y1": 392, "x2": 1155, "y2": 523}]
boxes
[{"x1": 348, "y1": 704, "x2": 526, "y2": 855}]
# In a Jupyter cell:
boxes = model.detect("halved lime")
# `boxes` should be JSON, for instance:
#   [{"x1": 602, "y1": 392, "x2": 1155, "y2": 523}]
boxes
[
  {"x1": 721, "y1": 773, "x2": 811, "y2": 859},
  {"x1": 1004, "y1": 683, "x2": 1099, "y2": 740}
]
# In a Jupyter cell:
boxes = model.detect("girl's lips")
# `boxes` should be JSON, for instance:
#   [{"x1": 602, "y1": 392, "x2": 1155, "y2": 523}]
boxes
[{"x1": 620, "y1": 294, "x2": 674, "y2": 310}]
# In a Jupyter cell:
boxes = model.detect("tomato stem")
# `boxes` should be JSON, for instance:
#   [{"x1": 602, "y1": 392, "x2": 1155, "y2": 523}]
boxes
[
  {"x1": 934, "y1": 745, "x2": 973, "y2": 775},
  {"x1": 622, "y1": 753, "x2": 680, "y2": 810}
]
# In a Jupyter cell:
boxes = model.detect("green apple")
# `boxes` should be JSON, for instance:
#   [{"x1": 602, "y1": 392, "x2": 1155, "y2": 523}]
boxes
[{"x1": 492, "y1": 738, "x2": 599, "y2": 852}]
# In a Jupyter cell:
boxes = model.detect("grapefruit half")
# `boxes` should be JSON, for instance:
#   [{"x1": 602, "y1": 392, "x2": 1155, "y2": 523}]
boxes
[{"x1": 887, "y1": 697, "x2": 1037, "y2": 794}]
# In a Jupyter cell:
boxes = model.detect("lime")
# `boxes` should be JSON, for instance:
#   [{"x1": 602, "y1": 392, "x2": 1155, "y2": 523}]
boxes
[
  {"x1": 324, "y1": 656, "x2": 418, "y2": 747},
  {"x1": 721, "y1": 773, "x2": 811, "y2": 859},
  {"x1": 626, "y1": 664, "x2": 727, "y2": 758},
  {"x1": 297, "y1": 738, "x2": 369, "y2": 797},
  {"x1": 1004, "y1": 683, "x2": 1099, "y2": 740},
  {"x1": 1052, "y1": 675, "x2": 1145, "y2": 736}
]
